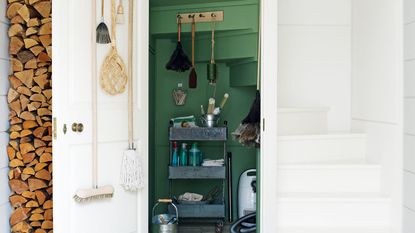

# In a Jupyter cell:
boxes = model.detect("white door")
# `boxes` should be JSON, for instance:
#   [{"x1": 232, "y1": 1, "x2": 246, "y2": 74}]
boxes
[{"x1": 52, "y1": 0, "x2": 149, "y2": 232}]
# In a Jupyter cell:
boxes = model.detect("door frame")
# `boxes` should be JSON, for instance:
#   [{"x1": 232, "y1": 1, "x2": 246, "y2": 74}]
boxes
[
  {"x1": 53, "y1": 0, "x2": 277, "y2": 231},
  {"x1": 259, "y1": 0, "x2": 279, "y2": 231}
]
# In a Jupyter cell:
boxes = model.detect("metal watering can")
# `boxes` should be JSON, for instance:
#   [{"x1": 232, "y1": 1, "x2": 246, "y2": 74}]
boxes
[{"x1": 152, "y1": 199, "x2": 178, "y2": 233}]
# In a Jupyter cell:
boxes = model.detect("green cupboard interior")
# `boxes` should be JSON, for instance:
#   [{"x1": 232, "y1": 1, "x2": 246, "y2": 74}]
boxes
[{"x1": 149, "y1": 0, "x2": 260, "y2": 227}]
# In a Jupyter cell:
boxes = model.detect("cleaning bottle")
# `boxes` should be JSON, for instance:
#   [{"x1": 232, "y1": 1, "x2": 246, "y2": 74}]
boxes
[
  {"x1": 171, "y1": 141, "x2": 179, "y2": 167},
  {"x1": 180, "y1": 143, "x2": 188, "y2": 166},
  {"x1": 189, "y1": 143, "x2": 201, "y2": 166}
]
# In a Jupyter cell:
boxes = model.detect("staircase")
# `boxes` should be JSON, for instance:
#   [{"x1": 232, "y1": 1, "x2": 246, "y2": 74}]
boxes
[{"x1": 276, "y1": 107, "x2": 392, "y2": 233}]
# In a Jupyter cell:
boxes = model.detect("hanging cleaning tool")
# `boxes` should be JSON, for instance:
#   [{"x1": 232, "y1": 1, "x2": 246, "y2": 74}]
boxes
[
  {"x1": 74, "y1": 0, "x2": 114, "y2": 202},
  {"x1": 207, "y1": 98, "x2": 216, "y2": 114},
  {"x1": 207, "y1": 14, "x2": 217, "y2": 85},
  {"x1": 232, "y1": 0, "x2": 262, "y2": 148},
  {"x1": 100, "y1": 0, "x2": 128, "y2": 95},
  {"x1": 97, "y1": 0, "x2": 111, "y2": 44},
  {"x1": 116, "y1": 0, "x2": 124, "y2": 24},
  {"x1": 166, "y1": 16, "x2": 192, "y2": 72},
  {"x1": 213, "y1": 93, "x2": 229, "y2": 115},
  {"x1": 189, "y1": 15, "x2": 198, "y2": 88},
  {"x1": 120, "y1": 0, "x2": 144, "y2": 191}
]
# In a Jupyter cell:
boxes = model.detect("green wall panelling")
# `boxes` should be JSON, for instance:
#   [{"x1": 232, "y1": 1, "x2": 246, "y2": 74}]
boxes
[
  {"x1": 230, "y1": 61, "x2": 258, "y2": 87},
  {"x1": 150, "y1": 0, "x2": 259, "y2": 224}
]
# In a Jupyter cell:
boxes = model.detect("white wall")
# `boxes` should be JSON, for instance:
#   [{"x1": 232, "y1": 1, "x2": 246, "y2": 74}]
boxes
[
  {"x1": 351, "y1": 0, "x2": 403, "y2": 231},
  {"x1": 277, "y1": 0, "x2": 351, "y2": 131},
  {"x1": 404, "y1": 0, "x2": 415, "y2": 232},
  {"x1": 0, "y1": 0, "x2": 10, "y2": 232}
]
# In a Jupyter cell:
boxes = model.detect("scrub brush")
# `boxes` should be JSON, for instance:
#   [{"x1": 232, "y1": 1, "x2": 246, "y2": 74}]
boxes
[{"x1": 116, "y1": 0, "x2": 124, "y2": 24}]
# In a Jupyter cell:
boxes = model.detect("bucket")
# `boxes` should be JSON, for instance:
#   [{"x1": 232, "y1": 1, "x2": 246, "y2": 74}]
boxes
[
  {"x1": 201, "y1": 114, "x2": 220, "y2": 127},
  {"x1": 152, "y1": 199, "x2": 178, "y2": 233}
]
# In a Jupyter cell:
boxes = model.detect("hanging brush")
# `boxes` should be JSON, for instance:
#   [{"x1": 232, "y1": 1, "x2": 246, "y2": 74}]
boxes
[
  {"x1": 116, "y1": 0, "x2": 124, "y2": 24},
  {"x1": 74, "y1": 0, "x2": 114, "y2": 202},
  {"x1": 97, "y1": 0, "x2": 111, "y2": 44}
]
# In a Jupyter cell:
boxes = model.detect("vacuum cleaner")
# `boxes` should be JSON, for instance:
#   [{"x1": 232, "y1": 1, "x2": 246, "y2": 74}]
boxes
[{"x1": 231, "y1": 169, "x2": 257, "y2": 233}]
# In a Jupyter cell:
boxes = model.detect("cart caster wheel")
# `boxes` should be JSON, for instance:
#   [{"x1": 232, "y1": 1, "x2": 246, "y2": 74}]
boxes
[{"x1": 215, "y1": 221, "x2": 224, "y2": 233}]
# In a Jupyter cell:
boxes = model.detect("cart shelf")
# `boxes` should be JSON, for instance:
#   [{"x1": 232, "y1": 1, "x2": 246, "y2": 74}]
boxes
[
  {"x1": 169, "y1": 166, "x2": 226, "y2": 179},
  {"x1": 169, "y1": 203, "x2": 226, "y2": 218},
  {"x1": 169, "y1": 127, "x2": 228, "y2": 141}
]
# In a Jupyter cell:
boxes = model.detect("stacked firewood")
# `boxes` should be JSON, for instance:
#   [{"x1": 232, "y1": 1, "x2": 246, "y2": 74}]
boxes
[{"x1": 6, "y1": 0, "x2": 52, "y2": 232}]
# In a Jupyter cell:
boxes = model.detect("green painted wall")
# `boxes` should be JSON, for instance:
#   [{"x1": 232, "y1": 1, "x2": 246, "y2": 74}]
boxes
[{"x1": 149, "y1": 0, "x2": 259, "y2": 223}]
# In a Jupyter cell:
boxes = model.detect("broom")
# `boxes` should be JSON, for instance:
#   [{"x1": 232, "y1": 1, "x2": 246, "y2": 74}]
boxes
[
  {"x1": 120, "y1": 0, "x2": 144, "y2": 191},
  {"x1": 232, "y1": 1, "x2": 262, "y2": 148},
  {"x1": 96, "y1": 0, "x2": 111, "y2": 44},
  {"x1": 73, "y1": 0, "x2": 114, "y2": 202},
  {"x1": 165, "y1": 16, "x2": 192, "y2": 72}
]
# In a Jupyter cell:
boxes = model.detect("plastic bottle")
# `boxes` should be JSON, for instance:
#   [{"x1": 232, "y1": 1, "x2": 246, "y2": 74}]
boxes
[
  {"x1": 189, "y1": 143, "x2": 201, "y2": 166},
  {"x1": 180, "y1": 143, "x2": 188, "y2": 166},
  {"x1": 171, "y1": 141, "x2": 179, "y2": 167}
]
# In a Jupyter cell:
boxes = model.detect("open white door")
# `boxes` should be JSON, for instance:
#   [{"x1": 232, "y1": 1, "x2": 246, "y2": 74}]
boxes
[{"x1": 53, "y1": 0, "x2": 148, "y2": 232}]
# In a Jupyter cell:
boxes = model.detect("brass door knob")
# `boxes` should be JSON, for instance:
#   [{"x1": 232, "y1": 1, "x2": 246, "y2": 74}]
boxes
[{"x1": 71, "y1": 123, "x2": 84, "y2": 133}]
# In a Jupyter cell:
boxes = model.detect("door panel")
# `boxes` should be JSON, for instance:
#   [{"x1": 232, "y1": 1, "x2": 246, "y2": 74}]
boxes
[{"x1": 53, "y1": 0, "x2": 148, "y2": 232}]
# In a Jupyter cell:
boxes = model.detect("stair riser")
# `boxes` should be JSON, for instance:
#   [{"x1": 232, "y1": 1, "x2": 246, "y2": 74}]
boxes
[
  {"x1": 278, "y1": 136, "x2": 367, "y2": 163},
  {"x1": 276, "y1": 200, "x2": 391, "y2": 227},
  {"x1": 277, "y1": 166, "x2": 381, "y2": 193},
  {"x1": 278, "y1": 109, "x2": 328, "y2": 135}
]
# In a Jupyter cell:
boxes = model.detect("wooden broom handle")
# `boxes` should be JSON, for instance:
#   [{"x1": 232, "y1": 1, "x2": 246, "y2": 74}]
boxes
[
  {"x1": 101, "y1": 0, "x2": 105, "y2": 18},
  {"x1": 191, "y1": 16, "x2": 195, "y2": 66},
  {"x1": 92, "y1": 0, "x2": 98, "y2": 188}
]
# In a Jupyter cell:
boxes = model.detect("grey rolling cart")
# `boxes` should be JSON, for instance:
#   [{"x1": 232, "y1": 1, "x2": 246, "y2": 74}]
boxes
[{"x1": 167, "y1": 121, "x2": 232, "y2": 230}]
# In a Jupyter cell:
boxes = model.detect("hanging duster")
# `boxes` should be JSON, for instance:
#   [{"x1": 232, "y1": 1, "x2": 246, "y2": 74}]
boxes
[
  {"x1": 74, "y1": 0, "x2": 114, "y2": 202},
  {"x1": 166, "y1": 16, "x2": 192, "y2": 72},
  {"x1": 232, "y1": 1, "x2": 262, "y2": 148},
  {"x1": 188, "y1": 16, "x2": 198, "y2": 88},
  {"x1": 120, "y1": 0, "x2": 144, "y2": 191}
]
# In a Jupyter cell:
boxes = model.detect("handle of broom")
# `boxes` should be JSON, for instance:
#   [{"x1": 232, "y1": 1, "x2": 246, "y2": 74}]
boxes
[
  {"x1": 101, "y1": 0, "x2": 105, "y2": 18},
  {"x1": 92, "y1": 0, "x2": 98, "y2": 188},
  {"x1": 191, "y1": 16, "x2": 195, "y2": 66},
  {"x1": 256, "y1": 0, "x2": 262, "y2": 91}
]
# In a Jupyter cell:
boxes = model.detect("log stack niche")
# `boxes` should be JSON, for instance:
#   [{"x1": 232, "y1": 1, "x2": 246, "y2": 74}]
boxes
[{"x1": 6, "y1": 0, "x2": 52, "y2": 232}]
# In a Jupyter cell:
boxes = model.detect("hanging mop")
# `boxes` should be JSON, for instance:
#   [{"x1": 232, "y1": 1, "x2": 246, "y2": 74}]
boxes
[
  {"x1": 120, "y1": 0, "x2": 144, "y2": 191},
  {"x1": 232, "y1": 3, "x2": 262, "y2": 148},
  {"x1": 74, "y1": 0, "x2": 114, "y2": 202}
]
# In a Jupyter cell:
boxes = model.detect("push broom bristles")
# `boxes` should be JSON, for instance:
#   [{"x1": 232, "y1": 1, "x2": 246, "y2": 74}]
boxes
[
  {"x1": 73, "y1": 185, "x2": 114, "y2": 202},
  {"x1": 96, "y1": 19, "x2": 111, "y2": 44}
]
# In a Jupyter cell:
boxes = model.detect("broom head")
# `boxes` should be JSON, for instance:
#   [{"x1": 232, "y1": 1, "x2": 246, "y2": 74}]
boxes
[
  {"x1": 73, "y1": 185, "x2": 114, "y2": 202},
  {"x1": 96, "y1": 21, "x2": 111, "y2": 44}
]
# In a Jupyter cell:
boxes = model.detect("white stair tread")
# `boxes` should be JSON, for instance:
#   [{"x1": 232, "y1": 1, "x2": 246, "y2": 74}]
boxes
[
  {"x1": 278, "y1": 107, "x2": 329, "y2": 135},
  {"x1": 279, "y1": 132, "x2": 366, "y2": 140},
  {"x1": 278, "y1": 132, "x2": 367, "y2": 163},
  {"x1": 278, "y1": 107, "x2": 330, "y2": 113},
  {"x1": 277, "y1": 227, "x2": 392, "y2": 233},
  {"x1": 278, "y1": 192, "x2": 388, "y2": 200},
  {"x1": 277, "y1": 163, "x2": 382, "y2": 193},
  {"x1": 279, "y1": 162, "x2": 379, "y2": 169}
]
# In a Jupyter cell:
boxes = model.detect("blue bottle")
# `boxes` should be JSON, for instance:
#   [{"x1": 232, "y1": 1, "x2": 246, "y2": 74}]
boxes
[
  {"x1": 171, "y1": 141, "x2": 179, "y2": 167},
  {"x1": 180, "y1": 143, "x2": 188, "y2": 166},
  {"x1": 189, "y1": 143, "x2": 201, "y2": 166}
]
